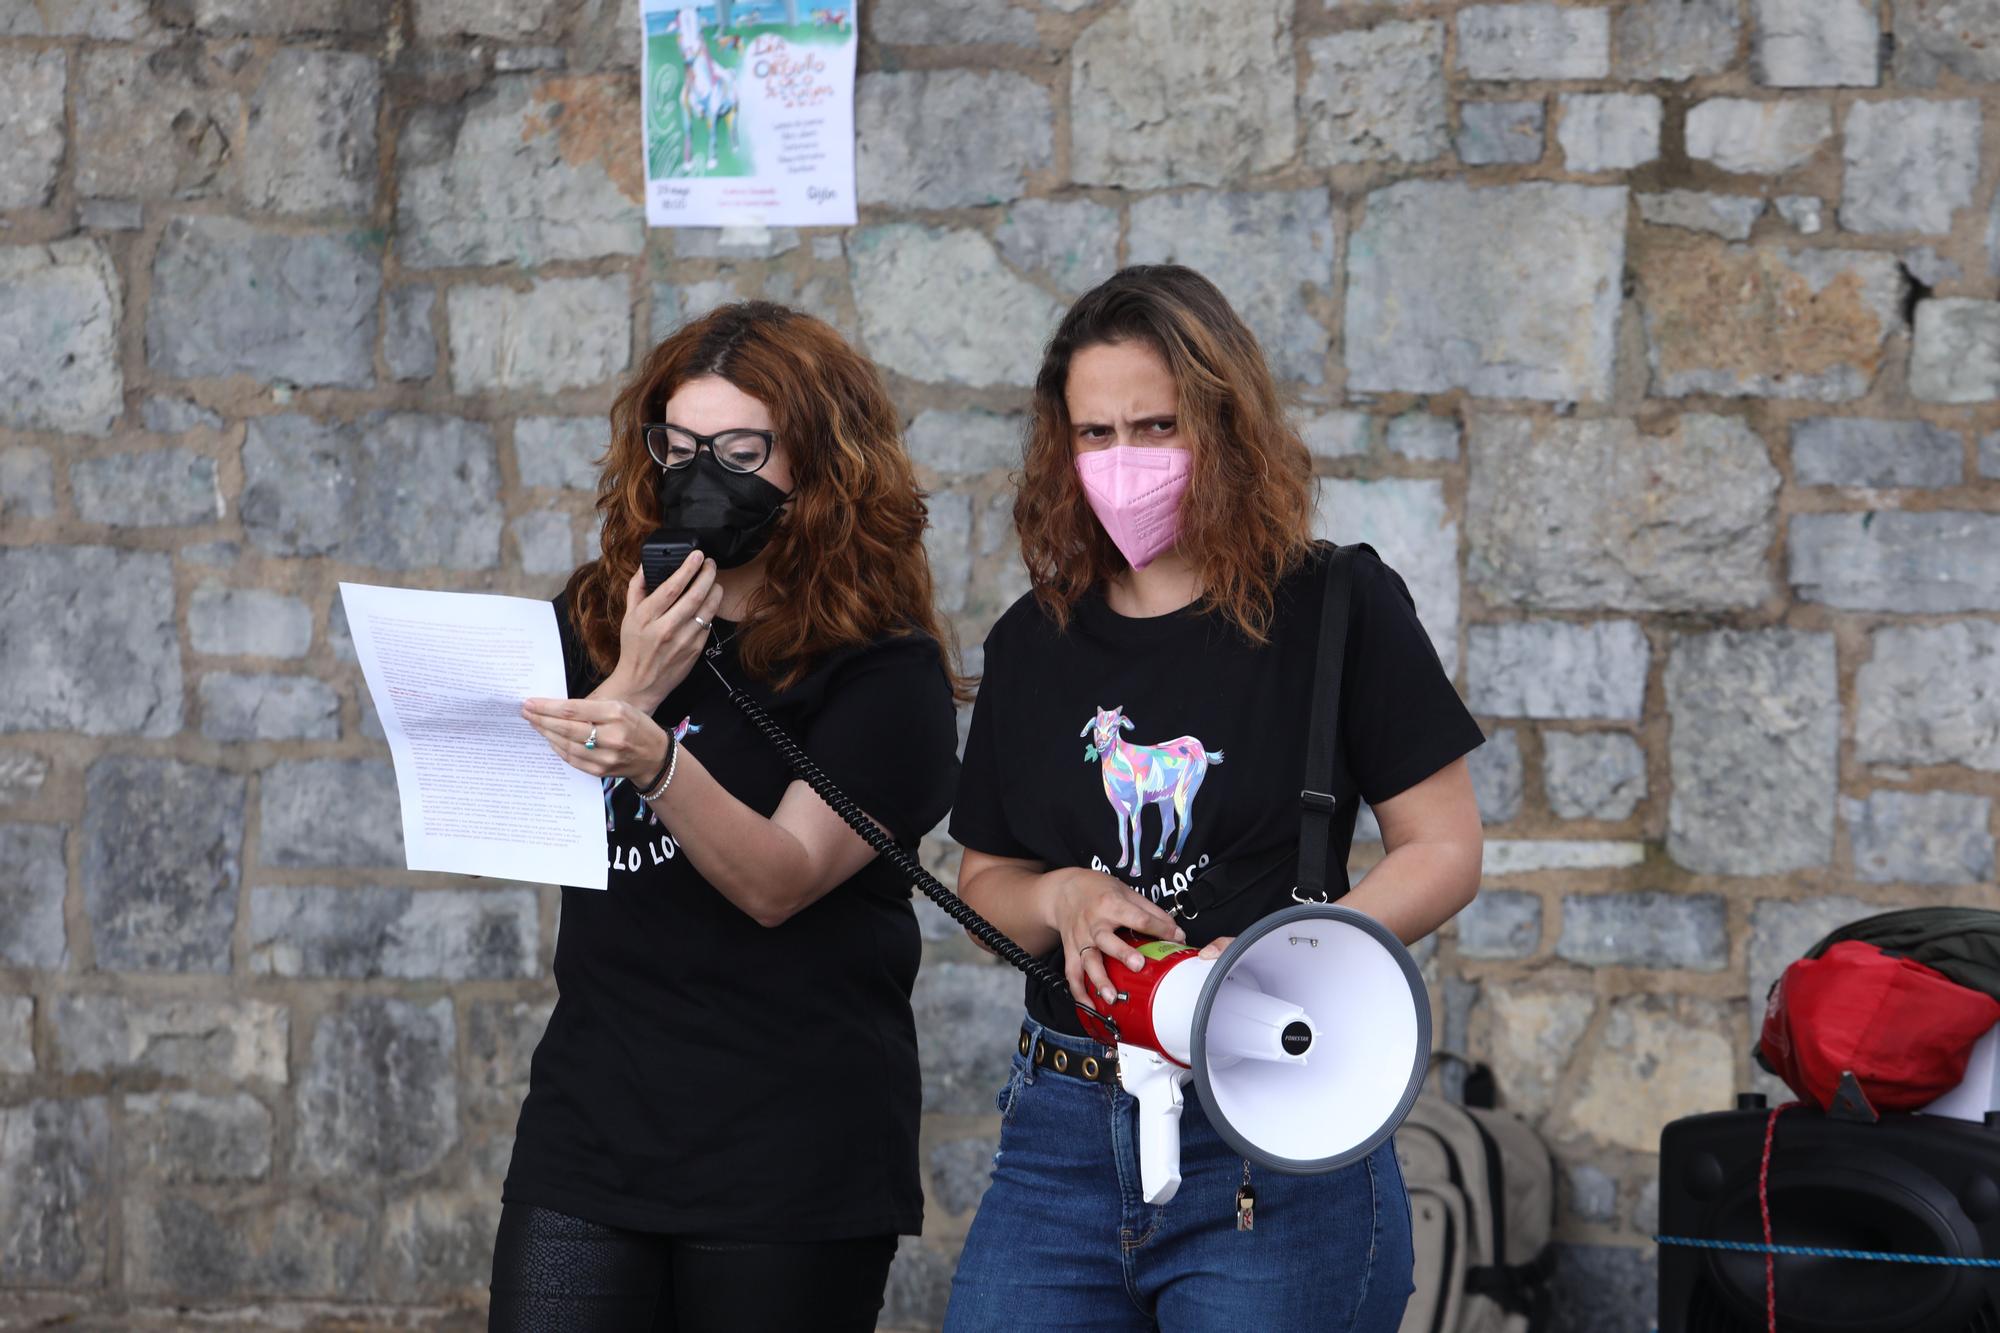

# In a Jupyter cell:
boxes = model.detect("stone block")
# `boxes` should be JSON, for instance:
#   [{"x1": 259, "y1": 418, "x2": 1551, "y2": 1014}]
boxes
[
  {"x1": 189, "y1": 584, "x2": 313, "y2": 658},
  {"x1": 928, "y1": 1135, "x2": 1000, "y2": 1217},
  {"x1": 1303, "y1": 21, "x2": 1448, "y2": 167},
  {"x1": 1776, "y1": 195, "x2": 1824, "y2": 233},
  {"x1": 142, "y1": 395, "x2": 223, "y2": 434},
  {"x1": 881, "y1": 1239, "x2": 957, "y2": 1333},
  {"x1": 1386, "y1": 412, "x2": 1460, "y2": 461},
  {"x1": 124, "y1": 1192, "x2": 371, "y2": 1300},
  {"x1": 1842, "y1": 99, "x2": 1981, "y2": 235},
  {"x1": 1543, "y1": 731, "x2": 1647, "y2": 820},
  {"x1": 857, "y1": 71, "x2": 1052, "y2": 209},
  {"x1": 1455, "y1": 889, "x2": 1541, "y2": 960},
  {"x1": 1315, "y1": 479, "x2": 1460, "y2": 675},
  {"x1": 383, "y1": 287, "x2": 437, "y2": 382},
  {"x1": 871, "y1": 0, "x2": 1038, "y2": 44},
  {"x1": 0, "y1": 996, "x2": 30, "y2": 1074},
  {"x1": 1911, "y1": 299, "x2": 2000, "y2": 404},
  {"x1": 1748, "y1": 894, "x2": 1880, "y2": 1008},
  {"x1": 1685, "y1": 97, "x2": 1833, "y2": 174},
  {"x1": 1567, "y1": 1163, "x2": 1618, "y2": 1222},
  {"x1": 652, "y1": 277, "x2": 739, "y2": 341},
  {"x1": 52, "y1": 995, "x2": 288, "y2": 1082},
  {"x1": 926, "y1": 491, "x2": 975, "y2": 615},
  {"x1": 1129, "y1": 190, "x2": 1336, "y2": 385},
  {"x1": 1071, "y1": 0, "x2": 1294, "y2": 188},
  {"x1": 1638, "y1": 242, "x2": 1901, "y2": 400},
  {"x1": 993, "y1": 199, "x2": 1119, "y2": 296},
  {"x1": 466, "y1": 998, "x2": 554, "y2": 1113},
  {"x1": 296, "y1": 997, "x2": 457, "y2": 1179},
  {"x1": 0, "y1": 239, "x2": 124, "y2": 435},
  {"x1": 906, "y1": 410, "x2": 1022, "y2": 476},
  {"x1": 1753, "y1": 0, "x2": 1879, "y2": 87},
  {"x1": 0, "y1": 51, "x2": 66, "y2": 210},
  {"x1": 240, "y1": 50, "x2": 378, "y2": 215},
  {"x1": 397, "y1": 76, "x2": 642, "y2": 269},
  {"x1": 850, "y1": 226, "x2": 1063, "y2": 388},
  {"x1": 1857, "y1": 623, "x2": 2000, "y2": 772},
  {"x1": 124, "y1": 1092, "x2": 272, "y2": 1184},
  {"x1": 0, "y1": 0, "x2": 150, "y2": 36},
  {"x1": 1637, "y1": 191, "x2": 1765, "y2": 240},
  {"x1": 1613, "y1": 0, "x2": 1739, "y2": 80},
  {"x1": 380, "y1": 1190, "x2": 500, "y2": 1298},
  {"x1": 198, "y1": 674, "x2": 341, "y2": 742},
  {"x1": 248, "y1": 885, "x2": 538, "y2": 979},
  {"x1": 1896, "y1": 0, "x2": 2000, "y2": 84},
  {"x1": 83, "y1": 758, "x2": 245, "y2": 973},
  {"x1": 670, "y1": 226, "x2": 801, "y2": 260},
  {"x1": 148, "y1": 217, "x2": 379, "y2": 388},
  {"x1": 515, "y1": 416, "x2": 607, "y2": 490},
  {"x1": 1556, "y1": 996, "x2": 1731, "y2": 1151},
  {"x1": 1791, "y1": 417, "x2": 1961, "y2": 487},
  {"x1": 75, "y1": 195, "x2": 140, "y2": 227},
  {"x1": 1666, "y1": 630, "x2": 1837, "y2": 875},
  {"x1": 913, "y1": 962, "x2": 1021, "y2": 1113},
  {"x1": 0, "y1": 751, "x2": 51, "y2": 806},
  {"x1": 414, "y1": 0, "x2": 564, "y2": 39},
  {"x1": 1479, "y1": 986, "x2": 1594, "y2": 1117},
  {"x1": 0, "y1": 824, "x2": 67, "y2": 969},
  {"x1": 1456, "y1": 99, "x2": 1544, "y2": 166},
  {"x1": 1844, "y1": 790, "x2": 1995, "y2": 885},
  {"x1": 1557, "y1": 93, "x2": 1661, "y2": 172},
  {"x1": 1790, "y1": 513, "x2": 2000, "y2": 612},
  {"x1": 1470, "y1": 728, "x2": 1523, "y2": 824},
  {"x1": 1302, "y1": 411, "x2": 1372, "y2": 459},
  {"x1": 75, "y1": 47, "x2": 241, "y2": 199},
  {"x1": 1468, "y1": 414, "x2": 1777, "y2": 611},
  {"x1": 0, "y1": 447, "x2": 54, "y2": 521},
  {"x1": 1467, "y1": 620, "x2": 1649, "y2": 721},
  {"x1": 447, "y1": 276, "x2": 632, "y2": 394},
  {"x1": 71, "y1": 451, "x2": 224, "y2": 528},
  {"x1": 1, "y1": 548, "x2": 180, "y2": 737},
  {"x1": 1346, "y1": 181, "x2": 1625, "y2": 402},
  {"x1": 0, "y1": 1099, "x2": 109, "y2": 1286},
  {"x1": 1548, "y1": 1244, "x2": 1657, "y2": 1333},
  {"x1": 514, "y1": 511, "x2": 575, "y2": 576},
  {"x1": 241, "y1": 413, "x2": 503, "y2": 569},
  {"x1": 1456, "y1": 4, "x2": 1610, "y2": 80},
  {"x1": 171, "y1": 0, "x2": 383, "y2": 32},
  {"x1": 259, "y1": 759, "x2": 404, "y2": 868},
  {"x1": 1983, "y1": 432, "x2": 2000, "y2": 480},
  {"x1": 1556, "y1": 892, "x2": 1728, "y2": 970},
  {"x1": 1485, "y1": 839, "x2": 1645, "y2": 874}
]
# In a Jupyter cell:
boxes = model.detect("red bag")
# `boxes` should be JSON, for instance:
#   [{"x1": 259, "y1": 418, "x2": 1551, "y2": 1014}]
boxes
[{"x1": 1760, "y1": 940, "x2": 2000, "y2": 1112}]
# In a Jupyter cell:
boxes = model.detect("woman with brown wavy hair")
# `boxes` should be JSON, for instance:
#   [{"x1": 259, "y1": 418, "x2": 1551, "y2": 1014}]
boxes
[
  {"x1": 488, "y1": 301, "x2": 962, "y2": 1331},
  {"x1": 944, "y1": 266, "x2": 1485, "y2": 1330}
]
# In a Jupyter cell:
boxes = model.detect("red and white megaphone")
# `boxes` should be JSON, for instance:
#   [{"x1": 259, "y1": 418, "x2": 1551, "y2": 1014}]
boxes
[{"x1": 1075, "y1": 903, "x2": 1430, "y2": 1205}]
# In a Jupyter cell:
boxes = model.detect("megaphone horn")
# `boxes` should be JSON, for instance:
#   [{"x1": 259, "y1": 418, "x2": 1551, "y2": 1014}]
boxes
[{"x1": 1077, "y1": 903, "x2": 1430, "y2": 1205}]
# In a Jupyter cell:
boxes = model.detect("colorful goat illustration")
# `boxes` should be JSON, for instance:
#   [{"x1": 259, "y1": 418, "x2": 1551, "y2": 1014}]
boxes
[
  {"x1": 1081, "y1": 706, "x2": 1223, "y2": 879},
  {"x1": 602, "y1": 717, "x2": 703, "y2": 831},
  {"x1": 674, "y1": 9, "x2": 739, "y2": 173}
]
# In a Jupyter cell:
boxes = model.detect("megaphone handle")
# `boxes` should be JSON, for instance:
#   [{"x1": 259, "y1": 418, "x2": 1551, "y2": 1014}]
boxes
[{"x1": 1120, "y1": 1044, "x2": 1188, "y2": 1206}]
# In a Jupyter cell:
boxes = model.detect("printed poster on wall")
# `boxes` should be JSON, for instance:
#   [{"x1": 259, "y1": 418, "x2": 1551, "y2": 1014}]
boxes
[{"x1": 640, "y1": 0, "x2": 857, "y2": 228}]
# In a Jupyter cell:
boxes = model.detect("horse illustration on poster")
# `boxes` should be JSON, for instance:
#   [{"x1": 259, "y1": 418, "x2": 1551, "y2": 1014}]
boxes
[
  {"x1": 1081, "y1": 706, "x2": 1224, "y2": 879},
  {"x1": 673, "y1": 8, "x2": 740, "y2": 173}
]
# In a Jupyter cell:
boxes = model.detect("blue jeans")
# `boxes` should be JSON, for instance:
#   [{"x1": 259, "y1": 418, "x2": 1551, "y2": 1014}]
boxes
[{"x1": 945, "y1": 1015, "x2": 1414, "y2": 1331}]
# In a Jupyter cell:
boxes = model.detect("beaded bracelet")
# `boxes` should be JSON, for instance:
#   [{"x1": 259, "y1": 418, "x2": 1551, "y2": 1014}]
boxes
[{"x1": 640, "y1": 730, "x2": 679, "y2": 803}]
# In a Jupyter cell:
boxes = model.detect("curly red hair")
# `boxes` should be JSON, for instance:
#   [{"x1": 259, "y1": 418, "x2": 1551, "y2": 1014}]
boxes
[
  {"x1": 1015, "y1": 265, "x2": 1317, "y2": 643},
  {"x1": 565, "y1": 301, "x2": 966, "y2": 698}
]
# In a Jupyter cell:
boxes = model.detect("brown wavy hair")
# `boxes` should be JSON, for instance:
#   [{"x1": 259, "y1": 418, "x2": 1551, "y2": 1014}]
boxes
[
  {"x1": 1015, "y1": 265, "x2": 1317, "y2": 643},
  {"x1": 565, "y1": 301, "x2": 966, "y2": 698}
]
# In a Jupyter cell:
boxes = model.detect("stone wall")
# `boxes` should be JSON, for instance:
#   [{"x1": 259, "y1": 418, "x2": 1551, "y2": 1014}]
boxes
[{"x1": 2, "y1": 0, "x2": 1999, "y2": 1328}]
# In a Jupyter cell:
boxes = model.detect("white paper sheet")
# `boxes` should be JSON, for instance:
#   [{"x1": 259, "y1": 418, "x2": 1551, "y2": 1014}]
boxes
[{"x1": 339, "y1": 583, "x2": 609, "y2": 890}]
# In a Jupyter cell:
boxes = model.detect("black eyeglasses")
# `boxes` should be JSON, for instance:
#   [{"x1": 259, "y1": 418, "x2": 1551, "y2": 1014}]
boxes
[{"x1": 644, "y1": 424, "x2": 775, "y2": 474}]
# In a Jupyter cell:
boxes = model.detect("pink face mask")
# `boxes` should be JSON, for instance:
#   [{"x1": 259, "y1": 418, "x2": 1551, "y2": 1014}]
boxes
[{"x1": 1075, "y1": 445, "x2": 1192, "y2": 570}]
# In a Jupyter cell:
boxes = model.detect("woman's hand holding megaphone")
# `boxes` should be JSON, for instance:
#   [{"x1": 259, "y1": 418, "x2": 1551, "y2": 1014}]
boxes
[{"x1": 1047, "y1": 869, "x2": 1186, "y2": 1007}]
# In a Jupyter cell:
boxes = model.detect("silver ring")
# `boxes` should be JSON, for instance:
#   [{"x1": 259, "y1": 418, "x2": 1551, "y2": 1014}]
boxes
[
  {"x1": 692, "y1": 614, "x2": 710, "y2": 628},
  {"x1": 1078, "y1": 944, "x2": 1099, "y2": 955},
  {"x1": 583, "y1": 725, "x2": 597, "y2": 750}
]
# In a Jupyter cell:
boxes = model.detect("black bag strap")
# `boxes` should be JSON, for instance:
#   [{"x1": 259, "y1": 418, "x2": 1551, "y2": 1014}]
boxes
[{"x1": 1295, "y1": 542, "x2": 1369, "y2": 903}]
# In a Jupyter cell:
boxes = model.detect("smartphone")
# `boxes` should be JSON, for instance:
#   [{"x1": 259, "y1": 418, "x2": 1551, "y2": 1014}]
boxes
[{"x1": 642, "y1": 529, "x2": 701, "y2": 594}]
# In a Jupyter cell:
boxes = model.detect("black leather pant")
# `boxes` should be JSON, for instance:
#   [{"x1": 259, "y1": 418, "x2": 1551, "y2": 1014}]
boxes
[{"x1": 488, "y1": 1203, "x2": 898, "y2": 1332}]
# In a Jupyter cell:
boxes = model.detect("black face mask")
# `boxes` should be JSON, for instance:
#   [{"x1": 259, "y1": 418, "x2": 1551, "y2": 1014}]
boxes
[{"x1": 654, "y1": 452, "x2": 790, "y2": 569}]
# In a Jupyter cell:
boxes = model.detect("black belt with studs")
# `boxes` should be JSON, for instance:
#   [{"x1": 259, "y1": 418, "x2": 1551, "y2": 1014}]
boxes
[{"x1": 1018, "y1": 1024, "x2": 1118, "y2": 1085}]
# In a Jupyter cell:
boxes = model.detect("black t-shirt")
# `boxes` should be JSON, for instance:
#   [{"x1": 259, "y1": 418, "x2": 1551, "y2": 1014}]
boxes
[
  {"x1": 951, "y1": 545, "x2": 1485, "y2": 1037},
  {"x1": 502, "y1": 596, "x2": 959, "y2": 1239}
]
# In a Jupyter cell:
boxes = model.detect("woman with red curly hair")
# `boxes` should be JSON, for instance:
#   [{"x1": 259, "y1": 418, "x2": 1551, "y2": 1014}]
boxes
[
  {"x1": 489, "y1": 302, "x2": 962, "y2": 1331},
  {"x1": 944, "y1": 266, "x2": 1485, "y2": 1330}
]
